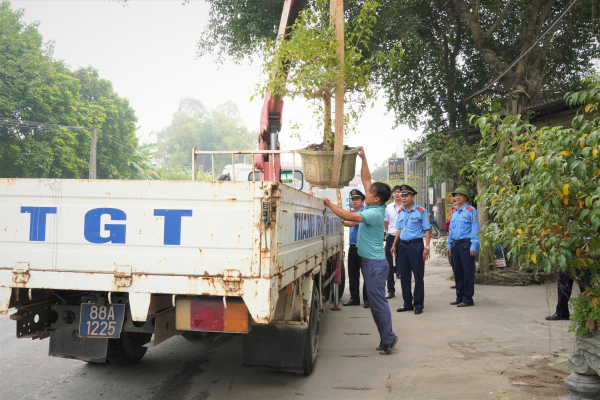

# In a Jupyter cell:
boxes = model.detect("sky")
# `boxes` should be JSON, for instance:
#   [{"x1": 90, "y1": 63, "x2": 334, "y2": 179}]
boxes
[{"x1": 10, "y1": 0, "x2": 420, "y2": 167}]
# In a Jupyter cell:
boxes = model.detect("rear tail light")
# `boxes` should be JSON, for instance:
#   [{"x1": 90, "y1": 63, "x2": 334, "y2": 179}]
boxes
[{"x1": 176, "y1": 297, "x2": 250, "y2": 333}]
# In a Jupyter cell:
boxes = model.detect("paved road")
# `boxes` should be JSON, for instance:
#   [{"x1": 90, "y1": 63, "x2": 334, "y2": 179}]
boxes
[{"x1": 0, "y1": 245, "x2": 575, "y2": 400}]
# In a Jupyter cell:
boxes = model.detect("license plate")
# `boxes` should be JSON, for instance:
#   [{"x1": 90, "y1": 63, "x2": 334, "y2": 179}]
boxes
[{"x1": 79, "y1": 303, "x2": 125, "y2": 338}]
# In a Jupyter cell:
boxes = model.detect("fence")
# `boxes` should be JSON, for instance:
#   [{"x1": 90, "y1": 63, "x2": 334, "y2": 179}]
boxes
[{"x1": 191, "y1": 148, "x2": 301, "y2": 187}]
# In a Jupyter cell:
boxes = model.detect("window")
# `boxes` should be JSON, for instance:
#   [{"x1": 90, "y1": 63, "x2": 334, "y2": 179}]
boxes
[
  {"x1": 281, "y1": 171, "x2": 303, "y2": 190},
  {"x1": 247, "y1": 171, "x2": 304, "y2": 190}
]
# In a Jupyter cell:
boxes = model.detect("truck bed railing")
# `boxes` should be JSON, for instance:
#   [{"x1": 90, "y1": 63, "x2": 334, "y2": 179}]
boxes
[{"x1": 191, "y1": 148, "x2": 300, "y2": 188}]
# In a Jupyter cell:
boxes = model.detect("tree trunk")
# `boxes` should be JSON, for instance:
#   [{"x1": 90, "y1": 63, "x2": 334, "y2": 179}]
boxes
[{"x1": 323, "y1": 93, "x2": 334, "y2": 151}]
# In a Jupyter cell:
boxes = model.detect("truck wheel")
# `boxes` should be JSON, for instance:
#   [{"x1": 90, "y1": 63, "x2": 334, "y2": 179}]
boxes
[
  {"x1": 106, "y1": 332, "x2": 152, "y2": 365},
  {"x1": 303, "y1": 284, "x2": 320, "y2": 375}
]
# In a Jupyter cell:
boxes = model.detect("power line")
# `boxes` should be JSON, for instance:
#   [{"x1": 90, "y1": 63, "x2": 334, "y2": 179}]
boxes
[
  {"x1": 461, "y1": 0, "x2": 579, "y2": 103},
  {"x1": 0, "y1": 118, "x2": 89, "y2": 131},
  {"x1": 0, "y1": 117, "x2": 146, "y2": 157}
]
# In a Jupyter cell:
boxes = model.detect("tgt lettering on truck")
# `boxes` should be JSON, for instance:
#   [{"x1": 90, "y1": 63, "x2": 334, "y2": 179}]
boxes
[{"x1": 20, "y1": 206, "x2": 192, "y2": 245}]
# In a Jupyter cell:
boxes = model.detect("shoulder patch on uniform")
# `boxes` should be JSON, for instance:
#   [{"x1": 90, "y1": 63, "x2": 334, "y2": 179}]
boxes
[
  {"x1": 450, "y1": 207, "x2": 456, "y2": 213},
  {"x1": 397, "y1": 206, "x2": 404, "y2": 213},
  {"x1": 416, "y1": 206, "x2": 425, "y2": 213},
  {"x1": 466, "y1": 206, "x2": 473, "y2": 212}
]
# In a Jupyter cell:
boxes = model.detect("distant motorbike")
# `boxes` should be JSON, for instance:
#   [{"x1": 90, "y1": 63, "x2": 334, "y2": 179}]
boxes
[{"x1": 429, "y1": 216, "x2": 441, "y2": 239}]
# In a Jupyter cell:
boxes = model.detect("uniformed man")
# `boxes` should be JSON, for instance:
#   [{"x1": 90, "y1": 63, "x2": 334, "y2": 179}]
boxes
[
  {"x1": 446, "y1": 187, "x2": 480, "y2": 307},
  {"x1": 391, "y1": 185, "x2": 431, "y2": 315},
  {"x1": 321, "y1": 146, "x2": 397, "y2": 355},
  {"x1": 383, "y1": 186, "x2": 403, "y2": 299},
  {"x1": 343, "y1": 189, "x2": 369, "y2": 308}
]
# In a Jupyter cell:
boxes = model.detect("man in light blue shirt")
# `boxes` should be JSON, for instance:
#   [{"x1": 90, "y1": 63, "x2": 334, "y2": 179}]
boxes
[
  {"x1": 446, "y1": 187, "x2": 480, "y2": 307},
  {"x1": 321, "y1": 147, "x2": 397, "y2": 355},
  {"x1": 391, "y1": 185, "x2": 431, "y2": 314}
]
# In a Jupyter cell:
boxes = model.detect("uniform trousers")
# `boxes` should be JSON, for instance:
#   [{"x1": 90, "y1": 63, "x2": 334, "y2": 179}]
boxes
[
  {"x1": 451, "y1": 241, "x2": 475, "y2": 304},
  {"x1": 397, "y1": 241, "x2": 425, "y2": 310},
  {"x1": 362, "y1": 258, "x2": 395, "y2": 346},
  {"x1": 384, "y1": 234, "x2": 398, "y2": 293},
  {"x1": 555, "y1": 270, "x2": 589, "y2": 317},
  {"x1": 347, "y1": 245, "x2": 368, "y2": 302}
]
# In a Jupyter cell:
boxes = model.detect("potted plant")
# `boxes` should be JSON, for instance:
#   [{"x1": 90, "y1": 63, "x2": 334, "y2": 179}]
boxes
[{"x1": 254, "y1": 0, "x2": 402, "y2": 188}]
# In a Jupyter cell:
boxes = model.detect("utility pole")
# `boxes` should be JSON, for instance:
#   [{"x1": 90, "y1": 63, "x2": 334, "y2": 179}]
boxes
[{"x1": 89, "y1": 127, "x2": 97, "y2": 179}]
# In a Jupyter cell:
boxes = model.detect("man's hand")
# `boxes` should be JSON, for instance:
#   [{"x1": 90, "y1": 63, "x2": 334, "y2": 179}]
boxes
[
  {"x1": 446, "y1": 249, "x2": 452, "y2": 257},
  {"x1": 470, "y1": 250, "x2": 476, "y2": 256},
  {"x1": 423, "y1": 248, "x2": 430, "y2": 261},
  {"x1": 320, "y1": 197, "x2": 330, "y2": 207},
  {"x1": 357, "y1": 146, "x2": 365, "y2": 159}
]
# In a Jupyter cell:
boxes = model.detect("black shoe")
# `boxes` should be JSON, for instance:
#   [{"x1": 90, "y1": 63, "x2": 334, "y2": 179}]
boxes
[
  {"x1": 414, "y1": 309, "x2": 423, "y2": 315},
  {"x1": 363, "y1": 301, "x2": 370, "y2": 308},
  {"x1": 545, "y1": 313, "x2": 569, "y2": 321},
  {"x1": 457, "y1": 302, "x2": 474, "y2": 307},
  {"x1": 386, "y1": 292, "x2": 395, "y2": 299},
  {"x1": 451, "y1": 286, "x2": 456, "y2": 289},
  {"x1": 396, "y1": 306, "x2": 414, "y2": 312},
  {"x1": 450, "y1": 300, "x2": 461, "y2": 305},
  {"x1": 343, "y1": 300, "x2": 360, "y2": 306}
]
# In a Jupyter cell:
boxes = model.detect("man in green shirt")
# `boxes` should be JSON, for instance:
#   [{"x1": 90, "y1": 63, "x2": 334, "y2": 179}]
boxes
[{"x1": 321, "y1": 146, "x2": 398, "y2": 355}]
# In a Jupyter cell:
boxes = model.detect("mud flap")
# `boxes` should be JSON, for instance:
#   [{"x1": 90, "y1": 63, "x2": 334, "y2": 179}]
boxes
[
  {"x1": 49, "y1": 329, "x2": 108, "y2": 363},
  {"x1": 242, "y1": 323, "x2": 307, "y2": 373}
]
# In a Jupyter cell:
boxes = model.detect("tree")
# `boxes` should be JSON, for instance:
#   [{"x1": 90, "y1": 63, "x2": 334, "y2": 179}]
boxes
[
  {"x1": 473, "y1": 81, "x2": 600, "y2": 329},
  {"x1": 0, "y1": 2, "x2": 85, "y2": 178},
  {"x1": 254, "y1": 0, "x2": 402, "y2": 151},
  {"x1": 0, "y1": 2, "x2": 141, "y2": 179},
  {"x1": 154, "y1": 98, "x2": 257, "y2": 178},
  {"x1": 74, "y1": 67, "x2": 139, "y2": 179}
]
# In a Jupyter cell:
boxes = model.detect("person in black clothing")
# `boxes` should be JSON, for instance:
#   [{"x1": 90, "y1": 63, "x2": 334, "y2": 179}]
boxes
[
  {"x1": 546, "y1": 270, "x2": 590, "y2": 320},
  {"x1": 343, "y1": 189, "x2": 369, "y2": 308}
]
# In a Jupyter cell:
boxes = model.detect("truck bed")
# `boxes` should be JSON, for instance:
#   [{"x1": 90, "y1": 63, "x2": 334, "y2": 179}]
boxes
[{"x1": 0, "y1": 179, "x2": 344, "y2": 323}]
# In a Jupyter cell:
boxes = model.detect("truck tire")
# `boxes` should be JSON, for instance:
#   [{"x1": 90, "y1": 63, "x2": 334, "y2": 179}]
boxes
[
  {"x1": 303, "y1": 283, "x2": 320, "y2": 375},
  {"x1": 106, "y1": 332, "x2": 152, "y2": 365}
]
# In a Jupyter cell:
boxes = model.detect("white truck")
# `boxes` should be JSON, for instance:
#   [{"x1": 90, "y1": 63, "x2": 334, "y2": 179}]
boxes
[{"x1": 0, "y1": 175, "x2": 344, "y2": 374}]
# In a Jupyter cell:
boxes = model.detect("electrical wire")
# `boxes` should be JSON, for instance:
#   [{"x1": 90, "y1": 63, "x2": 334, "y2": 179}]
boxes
[
  {"x1": 461, "y1": 0, "x2": 579, "y2": 103},
  {"x1": 0, "y1": 118, "x2": 89, "y2": 131},
  {"x1": 0, "y1": 117, "x2": 146, "y2": 156}
]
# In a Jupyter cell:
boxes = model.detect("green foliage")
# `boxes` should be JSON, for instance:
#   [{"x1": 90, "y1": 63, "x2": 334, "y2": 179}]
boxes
[
  {"x1": 154, "y1": 98, "x2": 256, "y2": 177},
  {"x1": 198, "y1": 0, "x2": 285, "y2": 64},
  {"x1": 198, "y1": 0, "x2": 599, "y2": 135},
  {"x1": 472, "y1": 82, "x2": 600, "y2": 330},
  {"x1": 406, "y1": 132, "x2": 478, "y2": 193},
  {"x1": 254, "y1": 0, "x2": 402, "y2": 150},
  {"x1": 433, "y1": 239, "x2": 448, "y2": 258},
  {"x1": 570, "y1": 286, "x2": 600, "y2": 337},
  {"x1": 0, "y1": 2, "x2": 139, "y2": 179}
]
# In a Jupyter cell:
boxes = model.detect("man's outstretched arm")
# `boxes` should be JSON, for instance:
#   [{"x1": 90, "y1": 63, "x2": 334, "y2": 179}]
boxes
[
  {"x1": 357, "y1": 146, "x2": 371, "y2": 191},
  {"x1": 321, "y1": 198, "x2": 364, "y2": 223}
]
